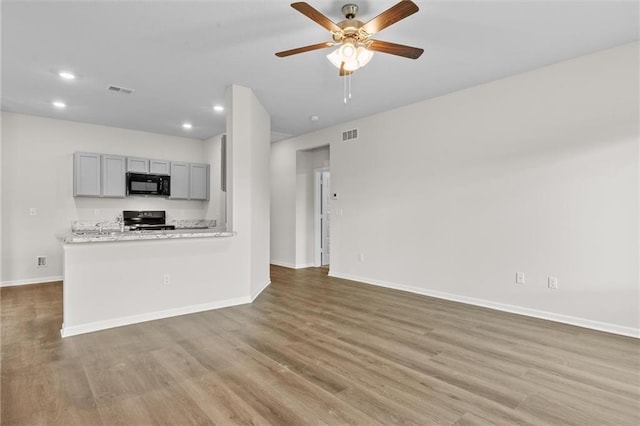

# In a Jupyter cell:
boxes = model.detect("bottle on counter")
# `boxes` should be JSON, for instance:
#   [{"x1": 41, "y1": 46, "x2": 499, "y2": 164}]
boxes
[{"x1": 117, "y1": 214, "x2": 125, "y2": 232}]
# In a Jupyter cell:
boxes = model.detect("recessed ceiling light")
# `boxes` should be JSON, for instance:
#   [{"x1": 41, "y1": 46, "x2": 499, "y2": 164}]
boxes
[
  {"x1": 182, "y1": 123, "x2": 193, "y2": 130},
  {"x1": 52, "y1": 101, "x2": 66, "y2": 108},
  {"x1": 213, "y1": 105, "x2": 224, "y2": 112},
  {"x1": 58, "y1": 71, "x2": 76, "y2": 80},
  {"x1": 310, "y1": 115, "x2": 319, "y2": 121}
]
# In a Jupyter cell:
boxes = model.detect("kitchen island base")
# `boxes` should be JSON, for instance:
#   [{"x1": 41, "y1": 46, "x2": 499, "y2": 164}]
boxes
[{"x1": 61, "y1": 235, "x2": 261, "y2": 337}]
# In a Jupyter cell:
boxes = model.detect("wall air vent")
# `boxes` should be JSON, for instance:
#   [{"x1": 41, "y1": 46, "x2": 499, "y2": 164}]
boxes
[
  {"x1": 106, "y1": 85, "x2": 134, "y2": 95},
  {"x1": 342, "y1": 128, "x2": 358, "y2": 142}
]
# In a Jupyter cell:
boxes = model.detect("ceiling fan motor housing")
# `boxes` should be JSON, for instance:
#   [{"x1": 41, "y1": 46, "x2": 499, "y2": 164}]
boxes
[
  {"x1": 341, "y1": 4, "x2": 358, "y2": 19},
  {"x1": 333, "y1": 16, "x2": 368, "y2": 44}
]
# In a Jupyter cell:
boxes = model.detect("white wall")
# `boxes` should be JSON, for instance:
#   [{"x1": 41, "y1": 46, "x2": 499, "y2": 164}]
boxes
[
  {"x1": 295, "y1": 147, "x2": 330, "y2": 267},
  {"x1": 203, "y1": 133, "x2": 226, "y2": 227},
  {"x1": 271, "y1": 43, "x2": 639, "y2": 336},
  {"x1": 270, "y1": 142, "x2": 297, "y2": 266},
  {"x1": 249, "y1": 92, "x2": 271, "y2": 300},
  {"x1": 271, "y1": 137, "x2": 332, "y2": 267},
  {"x1": 226, "y1": 85, "x2": 271, "y2": 300},
  {"x1": 0, "y1": 118, "x2": 3, "y2": 283},
  {"x1": 0, "y1": 112, "x2": 218, "y2": 285}
]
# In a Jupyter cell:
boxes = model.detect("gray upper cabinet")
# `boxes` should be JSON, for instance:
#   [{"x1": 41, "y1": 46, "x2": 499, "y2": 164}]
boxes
[
  {"x1": 74, "y1": 152, "x2": 125, "y2": 198},
  {"x1": 189, "y1": 163, "x2": 209, "y2": 201},
  {"x1": 74, "y1": 152, "x2": 101, "y2": 197},
  {"x1": 169, "y1": 161, "x2": 189, "y2": 199},
  {"x1": 101, "y1": 155, "x2": 126, "y2": 198},
  {"x1": 149, "y1": 159, "x2": 170, "y2": 175},
  {"x1": 127, "y1": 157, "x2": 170, "y2": 175},
  {"x1": 126, "y1": 157, "x2": 149, "y2": 173},
  {"x1": 74, "y1": 152, "x2": 208, "y2": 200}
]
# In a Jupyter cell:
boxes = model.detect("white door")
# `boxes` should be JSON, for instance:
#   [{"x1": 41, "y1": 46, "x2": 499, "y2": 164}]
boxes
[{"x1": 321, "y1": 171, "x2": 330, "y2": 265}]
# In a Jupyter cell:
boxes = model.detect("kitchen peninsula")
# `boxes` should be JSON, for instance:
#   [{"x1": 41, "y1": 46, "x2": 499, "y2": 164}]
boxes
[
  {"x1": 63, "y1": 228, "x2": 235, "y2": 243},
  {"x1": 60, "y1": 220, "x2": 246, "y2": 338}
]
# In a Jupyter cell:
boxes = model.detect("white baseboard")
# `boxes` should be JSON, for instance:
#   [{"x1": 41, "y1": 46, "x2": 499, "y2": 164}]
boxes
[
  {"x1": 1, "y1": 276, "x2": 63, "y2": 287},
  {"x1": 251, "y1": 280, "x2": 271, "y2": 302},
  {"x1": 270, "y1": 260, "x2": 314, "y2": 269},
  {"x1": 329, "y1": 271, "x2": 639, "y2": 339},
  {"x1": 60, "y1": 296, "x2": 251, "y2": 338},
  {"x1": 270, "y1": 260, "x2": 295, "y2": 268}
]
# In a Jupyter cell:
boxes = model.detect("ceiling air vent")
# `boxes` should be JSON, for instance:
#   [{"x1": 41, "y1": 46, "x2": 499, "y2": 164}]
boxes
[
  {"x1": 342, "y1": 128, "x2": 358, "y2": 142},
  {"x1": 106, "y1": 85, "x2": 134, "y2": 95}
]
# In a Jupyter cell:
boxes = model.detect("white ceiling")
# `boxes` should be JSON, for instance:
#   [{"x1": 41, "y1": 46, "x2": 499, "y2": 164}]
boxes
[{"x1": 2, "y1": 1, "x2": 638, "y2": 142}]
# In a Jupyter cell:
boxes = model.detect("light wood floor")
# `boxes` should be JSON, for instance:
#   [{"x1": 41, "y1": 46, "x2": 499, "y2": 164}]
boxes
[{"x1": 1, "y1": 265, "x2": 639, "y2": 425}]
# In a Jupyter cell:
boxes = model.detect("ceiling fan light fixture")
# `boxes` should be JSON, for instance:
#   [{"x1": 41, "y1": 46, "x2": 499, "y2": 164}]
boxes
[
  {"x1": 356, "y1": 46, "x2": 374, "y2": 67},
  {"x1": 327, "y1": 47, "x2": 361, "y2": 71},
  {"x1": 327, "y1": 44, "x2": 374, "y2": 72},
  {"x1": 343, "y1": 60, "x2": 360, "y2": 72},
  {"x1": 339, "y1": 42, "x2": 357, "y2": 60},
  {"x1": 326, "y1": 49, "x2": 343, "y2": 68}
]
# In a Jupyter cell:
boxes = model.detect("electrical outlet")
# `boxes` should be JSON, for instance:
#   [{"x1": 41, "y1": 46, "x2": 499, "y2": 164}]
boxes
[
  {"x1": 163, "y1": 274, "x2": 170, "y2": 285},
  {"x1": 358, "y1": 253, "x2": 365, "y2": 262},
  {"x1": 36, "y1": 256, "x2": 47, "y2": 267},
  {"x1": 548, "y1": 276, "x2": 558, "y2": 289},
  {"x1": 516, "y1": 272, "x2": 525, "y2": 284},
  {"x1": 29, "y1": 208, "x2": 37, "y2": 216}
]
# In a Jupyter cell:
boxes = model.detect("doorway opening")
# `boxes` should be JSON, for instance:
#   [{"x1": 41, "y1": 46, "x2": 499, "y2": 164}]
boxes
[{"x1": 314, "y1": 169, "x2": 330, "y2": 267}]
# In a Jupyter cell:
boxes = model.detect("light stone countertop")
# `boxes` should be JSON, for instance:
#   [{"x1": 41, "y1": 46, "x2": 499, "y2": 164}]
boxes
[
  {"x1": 61, "y1": 228, "x2": 236, "y2": 244},
  {"x1": 71, "y1": 219, "x2": 216, "y2": 232}
]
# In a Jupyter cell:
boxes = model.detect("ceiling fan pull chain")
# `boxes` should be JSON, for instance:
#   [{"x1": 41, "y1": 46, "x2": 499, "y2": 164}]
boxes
[
  {"x1": 348, "y1": 73, "x2": 352, "y2": 100},
  {"x1": 344, "y1": 75, "x2": 347, "y2": 104},
  {"x1": 343, "y1": 73, "x2": 353, "y2": 104}
]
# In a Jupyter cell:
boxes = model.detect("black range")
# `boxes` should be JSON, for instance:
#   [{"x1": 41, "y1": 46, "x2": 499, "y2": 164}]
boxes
[{"x1": 123, "y1": 210, "x2": 176, "y2": 231}]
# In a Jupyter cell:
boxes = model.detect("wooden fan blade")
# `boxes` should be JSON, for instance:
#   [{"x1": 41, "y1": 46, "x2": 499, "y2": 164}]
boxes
[
  {"x1": 291, "y1": 2, "x2": 341, "y2": 32},
  {"x1": 362, "y1": 1, "x2": 419, "y2": 35},
  {"x1": 367, "y1": 40, "x2": 423, "y2": 59},
  {"x1": 275, "y1": 41, "x2": 334, "y2": 57},
  {"x1": 339, "y1": 62, "x2": 353, "y2": 77}
]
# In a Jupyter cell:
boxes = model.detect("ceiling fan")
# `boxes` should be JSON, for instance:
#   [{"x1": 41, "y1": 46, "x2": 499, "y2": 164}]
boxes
[{"x1": 275, "y1": 1, "x2": 424, "y2": 76}]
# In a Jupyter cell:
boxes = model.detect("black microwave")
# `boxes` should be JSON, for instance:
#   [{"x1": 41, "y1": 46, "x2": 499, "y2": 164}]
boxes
[{"x1": 126, "y1": 173, "x2": 171, "y2": 196}]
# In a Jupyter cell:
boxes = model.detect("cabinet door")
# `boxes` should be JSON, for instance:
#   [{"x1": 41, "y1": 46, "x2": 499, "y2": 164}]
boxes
[
  {"x1": 169, "y1": 162, "x2": 189, "y2": 199},
  {"x1": 189, "y1": 163, "x2": 209, "y2": 200},
  {"x1": 149, "y1": 160, "x2": 170, "y2": 175},
  {"x1": 74, "y1": 152, "x2": 101, "y2": 197},
  {"x1": 127, "y1": 157, "x2": 149, "y2": 173},
  {"x1": 102, "y1": 155, "x2": 126, "y2": 198}
]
